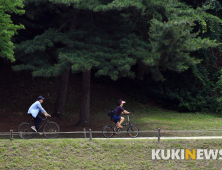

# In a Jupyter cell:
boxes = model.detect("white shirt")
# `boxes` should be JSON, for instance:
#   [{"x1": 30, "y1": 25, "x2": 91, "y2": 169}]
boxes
[{"x1": 28, "y1": 101, "x2": 46, "y2": 118}]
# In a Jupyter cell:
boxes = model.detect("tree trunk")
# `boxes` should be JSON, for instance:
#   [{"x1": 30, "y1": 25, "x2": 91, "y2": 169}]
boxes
[
  {"x1": 53, "y1": 69, "x2": 70, "y2": 118},
  {"x1": 77, "y1": 70, "x2": 91, "y2": 127}
]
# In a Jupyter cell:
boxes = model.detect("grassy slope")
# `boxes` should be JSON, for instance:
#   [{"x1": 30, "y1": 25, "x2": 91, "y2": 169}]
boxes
[
  {"x1": 2, "y1": 67, "x2": 222, "y2": 169},
  {"x1": 130, "y1": 107, "x2": 222, "y2": 137},
  {"x1": 1, "y1": 139, "x2": 222, "y2": 170}
]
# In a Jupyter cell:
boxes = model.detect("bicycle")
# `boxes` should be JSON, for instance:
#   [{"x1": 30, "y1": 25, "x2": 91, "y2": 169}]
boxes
[
  {"x1": 18, "y1": 115, "x2": 60, "y2": 139},
  {"x1": 102, "y1": 113, "x2": 139, "y2": 138}
]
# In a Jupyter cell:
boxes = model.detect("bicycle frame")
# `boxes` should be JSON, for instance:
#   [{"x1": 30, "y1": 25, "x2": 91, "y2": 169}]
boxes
[
  {"x1": 122, "y1": 115, "x2": 131, "y2": 126},
  {"x1": 114, "y1": 114, "x2": 131, "y2": 128},
  {"x1": 102, "y1": 113, "x2": 139, "y2": 138},
  {"x1": 30, "y1": 116, "x2": 49, "y2": 131}
]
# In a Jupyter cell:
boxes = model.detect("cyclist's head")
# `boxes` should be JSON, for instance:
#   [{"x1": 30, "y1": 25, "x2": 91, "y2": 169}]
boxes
[
  {"x1": 116, "y1": 99, "x2": 126, "y2": 106},
  {"x1": 38, "y1": 96, "x2": 45, "y2": 103}
]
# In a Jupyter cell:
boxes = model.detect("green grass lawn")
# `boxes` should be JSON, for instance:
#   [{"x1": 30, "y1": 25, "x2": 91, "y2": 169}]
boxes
[
  {"x1": 98, "y1": 105, "x2": 222, "y2": 137},
  {"x1": 129, "y1": 106, "x2": 222, "y2": 130},
  {"x1": 51, "y1": 105, "x2": 222, "y2": 138},
  {"x1": 1, "y1": 139, "x2": 222, "y2": 170}
]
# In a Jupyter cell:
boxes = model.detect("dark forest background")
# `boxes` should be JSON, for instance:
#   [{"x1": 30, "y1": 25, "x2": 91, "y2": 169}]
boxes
[{"x1": 1, "y1": 0, "x2": 222, "y2": 127}]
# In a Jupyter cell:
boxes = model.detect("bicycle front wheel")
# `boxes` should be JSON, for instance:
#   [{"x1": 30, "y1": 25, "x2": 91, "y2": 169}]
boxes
[
  {"x1": 18, "y1": 122, "x2": 34, "y2": 139},
  {"x1": 127, "y1": 125, "x2": 139, "y2": 138},
  {"x1": 43, "y1": 122, "x2": 60, "y2": 139},
  {"x1": 102, "y1": 125, "x2": 114, "y2": 138}
]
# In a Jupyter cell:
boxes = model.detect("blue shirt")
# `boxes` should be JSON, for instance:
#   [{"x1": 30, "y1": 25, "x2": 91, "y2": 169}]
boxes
[{"x1": 28, "y1": 101, "x2": 46, "y2": 118}]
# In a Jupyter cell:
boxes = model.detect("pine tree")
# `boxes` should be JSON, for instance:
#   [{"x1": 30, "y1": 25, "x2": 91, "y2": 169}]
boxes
[
  {"x1": 14, "y1": 0, "x2": 147, "y2": 124},
  {"x1": 140, "y1": 0, "x2": 221, "y2": 81},
  {"x1": 13, "y1": 0, "x2": 221, "y2": 125},
  {"x1": 0, "y1": 0, "x2": 25, "y2": 62}
]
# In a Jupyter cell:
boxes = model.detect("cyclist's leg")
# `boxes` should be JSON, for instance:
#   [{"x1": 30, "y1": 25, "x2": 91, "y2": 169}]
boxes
[
  {"x1": 119, "y1": 117, "x2": 124, "y2": 126},
  {"x1": 113, "y1": 121, "x2": 119, "y2": 132},
  {"x1": 112, "y1": 115, "x2": 121, "y2": 127},
  {"x1": 28, "y1": 114, "x2": 36, "y2": 125},
  {"x1": 28, "y1": 114, "x2": 37, "y2": 132},
  {"x1": 115, "y1": 116, "x2": 123, "y2": 128},
  {"x1": 29, "y1": 114, "x2": 34, "y2": 119},
  {"x1": 34, "y1": 115, "x2": 42, "y2": 132},
  {"x1": 115, "y1": 121, "x2": 120, "y2": 127}
]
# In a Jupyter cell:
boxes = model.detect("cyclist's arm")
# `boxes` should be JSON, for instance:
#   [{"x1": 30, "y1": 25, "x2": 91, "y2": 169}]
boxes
[
  {"x1": 37, "y1": 103, "x2": 51, "y2": 117},
  {"x1": 122, "y1": 110, "x2": 130, "y2": 114}
]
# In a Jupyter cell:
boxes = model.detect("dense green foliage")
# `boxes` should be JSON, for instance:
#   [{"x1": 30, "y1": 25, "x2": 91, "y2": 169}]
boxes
[
  {"x1": 14, "y1": 0, "x2": 219, "y2": 80},
  {"x1": 14, "y1": 0, "x2": 146, "y2": 80},
  {"x1": 120, "y1": 0, "x2": 222, "y2": 112},
  {"x1": 11, "y1": 0, "x2": 222, "y2": 113},
  {"x1": 0, "y1": 0, "x2": 25, "y2": 62}
]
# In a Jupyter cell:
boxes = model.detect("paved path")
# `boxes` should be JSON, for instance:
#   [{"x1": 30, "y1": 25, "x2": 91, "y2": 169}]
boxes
[
  {"x1": 5, "y1": 136, "x2": 222, "y2": 140},
  {"x1": 91, "y1": 136, "x2": 222, "y2": 140}
]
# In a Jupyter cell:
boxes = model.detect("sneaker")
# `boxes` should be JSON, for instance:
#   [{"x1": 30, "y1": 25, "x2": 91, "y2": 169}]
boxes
[
  {"x1": 31, "y1": 126, "x2": 37, "y2": 132},
  {"x1": 118, "y1": 125, "x2": 123, "y2": 128}
]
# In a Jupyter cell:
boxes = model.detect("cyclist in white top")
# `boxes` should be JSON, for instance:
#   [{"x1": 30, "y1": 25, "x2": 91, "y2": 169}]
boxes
[{"x1": 28, "y1": 96, "x2": 51, "y2": 132}]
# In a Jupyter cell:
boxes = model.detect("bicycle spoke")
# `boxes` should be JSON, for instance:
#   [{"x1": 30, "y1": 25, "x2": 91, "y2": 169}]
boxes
[
  {"x1": 18, "y1": 123, "x2": 33, "y2": 139},
  {"x1": 102, "y1": 126, "x2": 114, "y2": 138},
  {"x1": 43, "y1": 122, "x2": 60, "y2": 139},
  {"x1": 127, "y1": 125, "x2": 139, "y2": 138}
]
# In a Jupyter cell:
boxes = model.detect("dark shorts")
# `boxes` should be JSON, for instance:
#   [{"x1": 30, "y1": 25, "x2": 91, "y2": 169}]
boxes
[{"x1": 111, "y1": 115, "x2": 121, "y2": 123}]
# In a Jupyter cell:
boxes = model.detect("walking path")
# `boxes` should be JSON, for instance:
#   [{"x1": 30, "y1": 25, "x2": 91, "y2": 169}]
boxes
[
  {"x1": 4, "y1": 136, "x2": 222, "y2": 140},
  {"x1": 93, "y1": 136, "x2": 222, "y2": 140}
]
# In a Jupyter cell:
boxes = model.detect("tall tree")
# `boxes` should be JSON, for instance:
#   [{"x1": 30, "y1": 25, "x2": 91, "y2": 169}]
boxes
[
  {"x1": 14, "y1": 0, "x2": 146, "y2": 124},
  {"x1": 14, "y1": 0, "x2": 220, "y2": 125},
  {"x1": 0, "y1": 0, "x2": 25, "y2": 62},
  {"x1": 122, "y1": 0, "x2": 222, "y2": 112},
  {"x1": 78, "y1": 70, "x2": 91, "y2": 126}
]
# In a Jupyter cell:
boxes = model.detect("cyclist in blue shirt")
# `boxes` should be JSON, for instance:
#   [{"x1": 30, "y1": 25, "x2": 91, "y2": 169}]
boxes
[
  {"x1": 28, "y1": 96, "x2": 51, "y2": 132},
  {"x1": 112, "y1": 99, "x2": 130, "y2": 128}
]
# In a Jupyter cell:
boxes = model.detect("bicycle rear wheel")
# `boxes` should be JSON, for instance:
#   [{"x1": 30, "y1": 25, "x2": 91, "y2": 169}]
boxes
[
  {"x1": 127, "y1": 125, "x2": 139, "y2": 138},
  {"x1": 43, "y1": 122, "x2": 60, "y2": 139},
  {"x1": 102, "y1": 125, "x2": 114, "y2": 138},
  {"x1": 18, "y1": 122, "x2": 34, "y2": 139}
]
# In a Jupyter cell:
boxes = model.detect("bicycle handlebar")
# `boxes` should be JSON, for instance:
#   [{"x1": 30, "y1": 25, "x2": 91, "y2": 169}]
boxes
[{"x1": 122, "y1": 113, "x2": 131, "y2": 115}]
